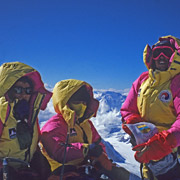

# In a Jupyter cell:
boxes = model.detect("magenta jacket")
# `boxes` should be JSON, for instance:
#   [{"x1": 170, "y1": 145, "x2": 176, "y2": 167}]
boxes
[{"x1": 41, "y1": 113, "x2": 105, "y2": 164}]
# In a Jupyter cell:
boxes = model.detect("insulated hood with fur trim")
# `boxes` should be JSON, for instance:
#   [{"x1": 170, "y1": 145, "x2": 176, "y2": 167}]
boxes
[{"x1": 52, "y1": 79, "x2": 99, "y2": 129}]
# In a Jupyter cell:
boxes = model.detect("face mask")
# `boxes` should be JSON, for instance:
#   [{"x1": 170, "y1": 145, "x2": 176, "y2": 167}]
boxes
[{"x1": 69, "y1": 102, "x2": 87, "y2": 119}]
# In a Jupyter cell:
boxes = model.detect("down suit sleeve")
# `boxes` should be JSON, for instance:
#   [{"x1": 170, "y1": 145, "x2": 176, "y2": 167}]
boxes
[
  {"x1": 120, "y1": 72, "x2": 149, "y2": 122},
  {"x1": 168, "y1": 74, "x2": 180, "y2": 146},
  {"x1": 41, "y1": 114, "x2": 106, "y2": 164}
]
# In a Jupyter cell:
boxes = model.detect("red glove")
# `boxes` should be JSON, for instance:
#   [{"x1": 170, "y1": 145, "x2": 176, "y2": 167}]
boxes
[
  {"x1": 91, "y1": 152, "x2": 113, "y2": 171},
  {"x1": 132, "y1": 131, "x2": 177, "y2": 163},
  {"x1": 122, "y1": 114, "x2": 143, "y2": 135}
]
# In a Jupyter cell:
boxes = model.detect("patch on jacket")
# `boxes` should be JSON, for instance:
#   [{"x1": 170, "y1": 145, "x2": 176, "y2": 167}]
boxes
[
  {"x1": 9, "y1": 128, "x2": 17, "y2": 139},
  {"x1": 158, "y1": 90, "x2": 172, "y2": 103},
  {"x1": 136, "y1": 124, "x2": 151, "y2": 133},
  {"x1": 70, "y1": 128, "x2": 77, "y2": 136}
]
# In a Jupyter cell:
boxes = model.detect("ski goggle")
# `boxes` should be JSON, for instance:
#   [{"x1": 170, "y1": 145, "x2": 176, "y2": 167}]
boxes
[
  {"x1": 13, "y1": 86, "x2": 33, "y2": 95},
  {"x1": 152, "y1": 46, "x2": 174, "y2": 60}
]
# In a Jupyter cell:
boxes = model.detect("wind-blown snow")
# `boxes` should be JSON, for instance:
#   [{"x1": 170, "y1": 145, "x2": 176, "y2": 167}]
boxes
[{"x1": 39, "y1": 89, "x2": 141, "y2": 177}]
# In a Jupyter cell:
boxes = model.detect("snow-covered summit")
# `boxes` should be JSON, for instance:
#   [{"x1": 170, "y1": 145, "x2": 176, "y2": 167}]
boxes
[{"x1": 94, "y1": 90, "x2": 127, "y2": 113}]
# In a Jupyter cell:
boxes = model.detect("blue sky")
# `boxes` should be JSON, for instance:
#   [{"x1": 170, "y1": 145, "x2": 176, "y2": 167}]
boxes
[{"x1": 0, "y1": 0, "x2": 180, "y2": 90}]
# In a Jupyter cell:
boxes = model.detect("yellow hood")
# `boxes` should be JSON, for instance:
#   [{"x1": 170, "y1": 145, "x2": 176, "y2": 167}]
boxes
[
  {"x1": 52, "y1": 79, "x2": 99, "y2": 129},
  {"x1": 143, "y1": 35, "x2": 180, "y2": 70},
  {"x1": 0, "y1": 62, "x2": 36, "y2": 97},
  {"x1": 0, "y1": 61, "x2": 52, "y2": 110}
]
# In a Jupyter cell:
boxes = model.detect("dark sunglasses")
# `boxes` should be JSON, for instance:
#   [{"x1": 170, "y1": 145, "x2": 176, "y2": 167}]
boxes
[
  {"x1": 152, "y1": 46, "x2": 174, "y2": 60},
  {"x1": 13, "y1": 86, "x2": 33, "y2": 95}
]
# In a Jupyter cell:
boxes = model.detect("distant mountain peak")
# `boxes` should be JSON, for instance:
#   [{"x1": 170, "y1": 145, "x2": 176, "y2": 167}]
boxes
[{"x1": 94, "y1": 90, "x2": 127, "y2": 113}]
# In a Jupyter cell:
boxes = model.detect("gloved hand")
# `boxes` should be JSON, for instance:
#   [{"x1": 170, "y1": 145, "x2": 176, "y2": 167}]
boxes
[
  {"x1": 122, "y1": 114, "x2": 143, "y2": 135},
  {"x1": 132, "y1": 131, "x2": 177, "y2": 163},
  {"x1": 91, "y1": 152, "x2": 113, "y2": 171},
  {"x1": 125, "y1": 114, "x2": 142, "y2": 124},
  {"x1": 13, "y1": 100, "x2": 31, "y2": 150},
  {"x1": 88, "y1": 143, "x2": 103, "y2": 157},
  {"x1": 13, "y1": 99, "x2": 30, "y2": 120}
]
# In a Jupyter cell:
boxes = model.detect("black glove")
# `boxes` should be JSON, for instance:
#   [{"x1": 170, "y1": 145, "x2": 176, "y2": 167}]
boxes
[
  {"x1": 16, "y1": 120, "x2": 32, "y2": 150},
  {"x1": 88, "y1": 143, "x2": 103, "y2": 157},
  {"x1": 13, "y1": 99, "x2": 30, "y2": 120},
  {"x1": 13, "y1": 100, "x2": 31, "y2": 150}
]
